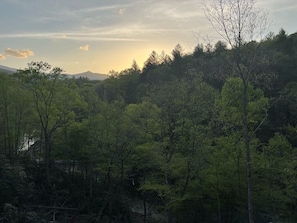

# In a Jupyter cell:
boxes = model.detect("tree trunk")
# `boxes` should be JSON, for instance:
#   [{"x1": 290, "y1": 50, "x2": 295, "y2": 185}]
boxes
[
  {"x1": 217, "y1": 193, "x2": 222, "y2": 223},
  {"x1": 107, "y1": 165, "x2": 113, "y2": 223},
  {"x1": 44, "y1": 132, "x2": 50, "y2": 183},
  {"x1": 89, "y1": 151, "x2": 93, "y2": 199},
  {"x1": 242, "y1": 82, "x2": 254, "y2": 223},
  {"x1": 143, "y1": 194, "x2": 147, "y2": 223}
]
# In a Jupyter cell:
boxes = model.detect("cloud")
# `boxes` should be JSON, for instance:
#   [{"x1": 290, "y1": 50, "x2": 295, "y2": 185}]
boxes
[
  {"x1": 0, "y1": 32, "x2": 147, "y2": 41},
  {"x1": 119, "y1": 8, "x2": 126, "y2": 15},
  {"x1": 4, "y1": 48, "x2": 34, "y2": 58},
  {"x1": 79, "y1": 45, "x2": 89, "y2": 51},
  {"x1": 0, "y1": 0, "x2": 207, "y2": 44},
  {"x1": 0, "y1": 53, "x2": 6, "y2": 60},
  {"x1": 78, "y1": 4, "x2": 122, "y2": 13},
  {"x1": 144, "y1": 0, "x2": 204, "y2": 20}
]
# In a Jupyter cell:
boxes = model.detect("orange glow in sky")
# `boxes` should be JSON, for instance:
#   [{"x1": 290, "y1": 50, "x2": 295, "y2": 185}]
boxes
[{"x1": 0, "y1": 0, "x2": 296, "y2": 74}]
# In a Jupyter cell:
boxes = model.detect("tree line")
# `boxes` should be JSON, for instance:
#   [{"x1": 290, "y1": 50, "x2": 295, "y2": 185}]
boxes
[{"x1": 0, "y1": 28, "x2": 297, "y2": 222}]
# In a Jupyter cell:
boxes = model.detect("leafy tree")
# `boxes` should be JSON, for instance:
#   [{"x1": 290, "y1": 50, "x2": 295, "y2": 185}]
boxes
[
  {"x1": 96, "y1": 68, "x2": 140, "y2": 103},
  {"x1": 82, "y1": 100, "x2": 130, "y2": 221},
  {"x1": 171, "y1": 44, "x2": 188, "y2": 77},
  {"x1": 204, "y1": 133, "x2": 247, "y2": 222},
  {"x1": 142, "y1": 51, "x2": 160, "y2": 73},
  {"x1": 124, "y1": 101, "x2": 161, "y2": 222},
  {"x1": 214, "y1": 77, "x2": 268, "y2": 222},
  {"x1": 131, "y1": 59, "x2": 141, "y2": 73},
  {"x1": 205, "y1": 0, "x2": 269, "y2": 221},
  {"x1": 139, "y1": 78, "x2": 216, "y2": 222},
  {"x1": 253, "y1": 133, "x2": 297, "y2": 221},
  {"x1": 0, "y1": 73, "x2": 33, "y2": 160},
  {"x1": 15, "y1": 62, "x2": 84, "y2": 182}
]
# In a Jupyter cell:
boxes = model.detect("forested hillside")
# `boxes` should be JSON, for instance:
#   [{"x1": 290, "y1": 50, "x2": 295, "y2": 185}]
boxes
[{"x1": 1, "y1": 29, "x2": 297, "y2": 223}]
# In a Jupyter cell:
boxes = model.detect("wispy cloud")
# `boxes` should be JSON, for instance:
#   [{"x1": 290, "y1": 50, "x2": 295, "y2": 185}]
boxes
[
  {"x1": 72, "y1": 1, "x2": 143, "y2": 14},
  {"x1": 43, "y1": 2, "x2": 136, "y2": 23},
  {"x1": 76, "y1": 4, "x2": 123, "y2": 13},
  {"x1": 0, "y1": 0, "x2": 206, "y2": 44},
  {"x1": 0, "y1": 25, "x2": 153, "y2": 41},
  {"x1": 79, "y1": 45, "x2": 89, "y2": 51},
  {"x1": 118, "y1": 8, "x2": 126, "y2": 15},
  {"x1": 144, "y1": 0, "x2": 204, "y2": 20},
  {"x1": 0, "y1": 53, "x2": 6, "y2": 60},
  {"x1": 4, "y1": 48, "x2": 34, "y2": 58}
]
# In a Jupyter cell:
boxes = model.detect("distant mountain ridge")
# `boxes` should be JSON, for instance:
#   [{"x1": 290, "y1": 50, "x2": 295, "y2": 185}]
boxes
[
  {"x1": 0, "y1": 65, "x2": 108, "y2": 80},
  {"x1": 0, "y1": 65, "x2": 17, "y2": 74},
  {"x1": 70, "y1": 71, "x2": 107, "y2": 80}
]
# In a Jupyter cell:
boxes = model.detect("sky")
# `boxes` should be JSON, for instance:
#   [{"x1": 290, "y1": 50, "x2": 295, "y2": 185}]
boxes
[{"x1": 0, "y1": 0, "x2": 296, "y2": 74}]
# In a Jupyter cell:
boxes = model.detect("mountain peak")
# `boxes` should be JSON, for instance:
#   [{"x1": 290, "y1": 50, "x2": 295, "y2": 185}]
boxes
[
  {"x1": 0, "y1": 65, "x2": 17, "y2": 74},
  {"x1": 71, "y1": 71, "x2": 108, "y2": 81},
  {"x1": 0, "y1": 64, "x2": 108, "y2": 81}
]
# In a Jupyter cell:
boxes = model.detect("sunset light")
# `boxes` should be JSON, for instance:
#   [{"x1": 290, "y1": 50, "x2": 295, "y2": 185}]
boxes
[{"x1": 0, "y1": 0, "x2": 296, "y2": 74}]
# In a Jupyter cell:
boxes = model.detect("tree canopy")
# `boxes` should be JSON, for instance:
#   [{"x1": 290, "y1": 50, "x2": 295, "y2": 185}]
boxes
[{"x1": 1, "y1": 28, "x2": 297, "y2": 222}]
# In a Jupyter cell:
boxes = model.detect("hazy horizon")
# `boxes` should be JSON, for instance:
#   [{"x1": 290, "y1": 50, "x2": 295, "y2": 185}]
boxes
[{"x1": 0, "y1": 0, "x2": 296, "y2": 74}]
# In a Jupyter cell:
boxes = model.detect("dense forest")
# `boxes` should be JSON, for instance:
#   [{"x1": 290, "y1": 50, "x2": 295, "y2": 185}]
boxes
[{"x1": 0, "y1": 28, "x2": 297, "y2": 223}]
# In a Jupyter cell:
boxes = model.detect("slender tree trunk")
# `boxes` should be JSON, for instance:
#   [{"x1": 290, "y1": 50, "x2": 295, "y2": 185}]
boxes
[
  {"x1": 39, "y1": 130, "x2": 43, "y2": 163},
  {"x1": 181, "y1": 161, "x2": 191, "y2": 196},
  {"x1": 107, "y1": 165, "x2": 113, "y2": 223},
  {"x1": 44, "y1": 132, "x2": 50, "y2": 183},
  {"x1": 217, "y1": 193, "x2": 222, "y2": 223},
  {"x1": 143, "y1": 194, "x2": 147, "y2": 223},
  {"x1": 3, "y1": 95, "x2": 12, "y2": 160},
  {"x1": 14, "y1": 115, "x2": 22, "y2": 156},
  {"x1": 120, "y1": 158, "x2": 124, "y2": 196},
  {"x1": 242, "y1": 82, "x2": 254, "y2": 223},
  {"x1": 89, "y1": 160, "x2": 93, "y2": 199}
]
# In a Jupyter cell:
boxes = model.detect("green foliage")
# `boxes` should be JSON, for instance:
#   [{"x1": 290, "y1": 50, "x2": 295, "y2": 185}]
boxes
[
  {"x1": 14, "y1": 62, "x2": 86, "y2": 181},
  {"x1": 1, "y1": 31, "x2": 297, "y2": 222},
  {"x1": 216, "y1": 77, "x2": 269, "y2": 131},
  {"x1": 0, "y1": 73, "x2": 33, "y2": 159},
  {"x1": 253, "y1": 133, "x2": 297, "y2": 221},
  {"x1": 0, "y1": 156, "x2": 32, "y2": 209}
]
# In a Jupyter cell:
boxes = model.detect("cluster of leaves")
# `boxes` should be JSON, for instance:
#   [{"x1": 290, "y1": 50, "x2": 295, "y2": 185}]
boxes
[{"x1": 1, "y1": 30, "x2": 297, "y2": 222}]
